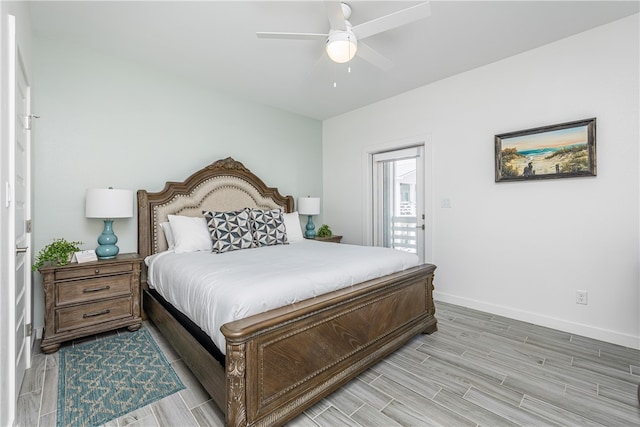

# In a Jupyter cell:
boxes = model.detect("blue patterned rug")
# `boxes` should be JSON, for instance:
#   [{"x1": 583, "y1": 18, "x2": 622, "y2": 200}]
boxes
[{"x1": 57, "y1": 328, "x2": 184, "y2": 427}]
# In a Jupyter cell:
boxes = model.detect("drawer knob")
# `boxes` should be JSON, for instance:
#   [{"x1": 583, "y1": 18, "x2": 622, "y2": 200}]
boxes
[
  {"x1": 94, "y1": 269, "x2": 100, "y2": 274},
  {"x1": 83, "y1": 309, "x2": 111, "y2": 318},
  {"x1": 82, "y1": 285, "x2": 111, "y2": 294}
]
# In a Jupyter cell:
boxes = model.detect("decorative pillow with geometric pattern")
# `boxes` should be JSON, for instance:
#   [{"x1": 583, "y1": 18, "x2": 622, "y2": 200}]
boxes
[
  {"x1": 249, "y1": 208, "x2": 288, "y2": 247},
  {"x1": 203, "y1": 209, "x2": 255, "y2": 253}
]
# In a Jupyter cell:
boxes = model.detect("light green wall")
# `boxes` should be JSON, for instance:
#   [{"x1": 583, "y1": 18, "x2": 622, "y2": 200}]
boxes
[{"x1": 31, "y1": 37, "x2": 322, "y2": 331}]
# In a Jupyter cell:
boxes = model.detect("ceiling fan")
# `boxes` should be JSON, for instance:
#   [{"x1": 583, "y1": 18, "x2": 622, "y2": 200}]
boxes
[{"x1": 256, "y1": 1, "x2": 431, "y2": 71}]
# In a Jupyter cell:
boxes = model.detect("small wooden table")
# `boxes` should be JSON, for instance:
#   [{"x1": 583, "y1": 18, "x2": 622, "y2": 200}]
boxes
[
  {"x1": 310, "y1": 235, "x2": 342, "y2": 243},
  {"x1": 39, "y1": 253, "x2": 143, "y2": 353}
]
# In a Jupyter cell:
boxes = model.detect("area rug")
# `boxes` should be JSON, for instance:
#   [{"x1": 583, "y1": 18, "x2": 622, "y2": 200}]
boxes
[{"x1": 57, "y1": 328, "x2": 185, "y2": 427}]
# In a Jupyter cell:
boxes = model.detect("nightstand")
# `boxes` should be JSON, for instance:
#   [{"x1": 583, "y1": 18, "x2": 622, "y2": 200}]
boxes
[
  {"x1": 39, "y1": 253, "x2": 143, "y2": 353},
  {"x1": 312, "y1": 235, "x2": 342, "y2": 243}
]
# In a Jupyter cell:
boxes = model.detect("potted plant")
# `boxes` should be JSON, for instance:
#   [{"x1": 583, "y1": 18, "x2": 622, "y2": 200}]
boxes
[
  {"x1": 32, "y1": 238, "x2": 82, "y2": 271},
  {"x1": 316, "y1": 224, "x2": 332, "y2": 238}
]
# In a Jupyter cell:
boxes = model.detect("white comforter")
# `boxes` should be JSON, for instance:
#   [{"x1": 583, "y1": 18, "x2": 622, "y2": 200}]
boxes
[{"x1": 145, "y1": 239, "x2": 419, "y2": 353}]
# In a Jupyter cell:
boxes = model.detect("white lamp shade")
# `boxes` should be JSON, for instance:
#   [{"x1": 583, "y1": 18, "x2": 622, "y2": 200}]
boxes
[
  {"x1": 298, "y1": 197, "x2": 320, "y2": 215},
  {"x1": 85, "y1": 188, "x2": 133, "y2": 218},
  {"x1": 326, "y1": 31, "x2": 358, "y2": 63}
]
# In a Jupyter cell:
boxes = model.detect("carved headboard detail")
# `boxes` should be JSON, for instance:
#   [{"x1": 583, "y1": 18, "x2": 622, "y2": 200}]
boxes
[{"x1": 137, "y1": 157, "x2": 294, "y2": 259}]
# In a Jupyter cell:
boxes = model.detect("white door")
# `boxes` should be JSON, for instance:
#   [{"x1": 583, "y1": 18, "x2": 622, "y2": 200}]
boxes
[
  {"x1": 12, "y1": 22, "x2": 32, "y2": 399},
  {"x1": 372, "y1": 146, "x2": 425, "y2": 262}
]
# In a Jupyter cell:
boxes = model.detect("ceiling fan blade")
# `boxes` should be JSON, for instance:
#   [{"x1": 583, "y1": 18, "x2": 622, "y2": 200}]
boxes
[
  {"x1": 257, "y1": 32, "x2": 328, "y2": 41},
  {"x1": 357, "y1": 42, "x2": 393, "y2": 72},
  {"x1": 352, "y1": 2, "x2": 431, "y2": 40},
  {"x1": 325, "y1": 1, "x2": 347, "y2": 31}
]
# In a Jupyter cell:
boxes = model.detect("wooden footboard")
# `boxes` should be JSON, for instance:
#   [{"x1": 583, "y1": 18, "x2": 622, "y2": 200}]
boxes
[
  {"x1": 222, "y1": 263, "x2": 436, "y2": 426},
  {"x1": 144, "y1": 263, "x2": 436, "y2": 426}
]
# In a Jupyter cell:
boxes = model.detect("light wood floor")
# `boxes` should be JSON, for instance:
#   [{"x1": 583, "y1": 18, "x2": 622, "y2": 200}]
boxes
[{"x1": 16, "y1": 301, "x2": 640, "y2": 426}]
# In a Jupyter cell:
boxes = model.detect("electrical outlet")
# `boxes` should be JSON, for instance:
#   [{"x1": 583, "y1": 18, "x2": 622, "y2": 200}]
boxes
[{"x1": 576, "y1": 290, "x2": 588, "y2": 305}]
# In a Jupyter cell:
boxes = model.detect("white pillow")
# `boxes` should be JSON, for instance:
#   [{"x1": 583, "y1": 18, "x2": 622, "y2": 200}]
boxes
[
  {"x1": 283, "y1": 211, "x2": 304, "y2": 242},
  {"x1": 167, "y1": 215, "x2": 212, "y2": 253},
  {"x1": 160, "y1": 222, "x2": 175, "y2": 250}
]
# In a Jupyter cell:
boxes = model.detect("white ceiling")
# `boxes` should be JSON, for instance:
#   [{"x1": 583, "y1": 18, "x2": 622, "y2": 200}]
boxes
[{"x1": 28, "y1": 1, "x2": 639, "y2": 120}]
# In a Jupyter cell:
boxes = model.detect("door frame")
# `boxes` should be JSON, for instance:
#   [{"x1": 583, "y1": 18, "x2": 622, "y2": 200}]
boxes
[
  {"x1": 14, "y1": 39, "x2": 33, "y2": 393},
  {"x1": 372, "y1": 146, "x2": 424, "y2": 259},
  {"x1": 1, "y1": 10, "x2": 32, "y2": 425},
  {"x1": 0, "y1": 11, "x2": 17, "y2": 426},
  {"x1": 362, "y1": 135, "x2": 433, "y2": 263}
]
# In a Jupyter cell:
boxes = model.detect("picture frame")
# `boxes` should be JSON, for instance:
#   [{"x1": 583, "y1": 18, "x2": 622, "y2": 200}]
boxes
[
  {"x1": 495, "y1": 118, "x2": 596, "y2": 182},
  {"x1": 71, "y1": 249, "x2": 98, "y2": 263}
]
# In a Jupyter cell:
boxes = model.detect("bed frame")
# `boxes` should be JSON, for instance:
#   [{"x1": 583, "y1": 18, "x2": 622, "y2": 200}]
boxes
[{"x1": 137, "y1": 157, "x2": 437, "y2": 426}]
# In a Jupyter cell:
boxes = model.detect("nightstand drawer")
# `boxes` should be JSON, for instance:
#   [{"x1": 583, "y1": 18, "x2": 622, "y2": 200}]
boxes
[
  {"x1": 56, "y1": 296, "x2": 133, "y2": 332},
  {"x1": 55, "y1": 263, "x2": 133, "y2": 281},
  {"x1": 40, "y1": 253, "x2": 143, "y2": 353},
  {"x1": 56, "y1": 275, "x2": 132, "y2": 306}
]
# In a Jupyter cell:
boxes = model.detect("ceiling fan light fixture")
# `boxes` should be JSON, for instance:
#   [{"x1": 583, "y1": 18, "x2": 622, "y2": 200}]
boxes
[{"x1": 326, "y1": 31, "x2": 358, "y2": 63}]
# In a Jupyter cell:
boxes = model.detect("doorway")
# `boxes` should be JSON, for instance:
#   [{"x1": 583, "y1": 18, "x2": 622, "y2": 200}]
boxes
[
  {"x1": 13, "y1": 38, "x2": 33, "y2": 399},
  {"x1": 1, "y1": 13, "x2": 33, "y2": 425},
  {"x1": 372, "y1": 146, "x2": 425, "y2": 262}
]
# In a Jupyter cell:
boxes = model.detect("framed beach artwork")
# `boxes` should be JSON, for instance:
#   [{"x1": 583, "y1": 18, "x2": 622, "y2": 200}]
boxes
[{"x1": 495, "y1": 118, "x2": 596, "y2": 182}]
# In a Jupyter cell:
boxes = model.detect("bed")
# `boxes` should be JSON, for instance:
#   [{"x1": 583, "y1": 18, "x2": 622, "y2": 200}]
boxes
[{"x1": 137, "y1": 157, "x2": 437, "y2": 426}]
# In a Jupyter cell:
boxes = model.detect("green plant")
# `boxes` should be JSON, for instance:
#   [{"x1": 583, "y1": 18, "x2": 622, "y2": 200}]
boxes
[
  {"x1": 316, "y1": 224, "x2": 332, "y2": 238},
  {"x1": 33, "y1": 238, "x2": 82, "y2": 271}
]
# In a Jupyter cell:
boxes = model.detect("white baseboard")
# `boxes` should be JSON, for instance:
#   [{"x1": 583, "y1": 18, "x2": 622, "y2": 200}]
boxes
[{"x1": 434, "y1": 291, "x2": 640, "y2": 350}]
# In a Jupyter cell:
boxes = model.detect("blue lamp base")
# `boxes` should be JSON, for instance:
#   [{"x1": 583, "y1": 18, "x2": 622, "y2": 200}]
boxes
[
  {"x1": 304, "y1": 215, "x2": 316, "y2": 239},
  {"x1": 95, "y1": 219, "x2": 119, "y2": 259}
]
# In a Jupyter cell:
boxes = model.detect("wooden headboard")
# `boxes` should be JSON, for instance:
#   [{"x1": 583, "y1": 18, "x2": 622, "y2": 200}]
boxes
[{"x1": 137, "y1": 157, "x2": 294, "y2": 263}]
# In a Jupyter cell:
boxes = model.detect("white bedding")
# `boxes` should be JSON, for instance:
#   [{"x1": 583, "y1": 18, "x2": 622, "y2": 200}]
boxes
[{"x1": 145, "y1": 239, "x2": 419, "y2": 354}]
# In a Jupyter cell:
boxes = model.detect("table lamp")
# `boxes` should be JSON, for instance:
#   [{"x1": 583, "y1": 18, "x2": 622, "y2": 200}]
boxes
[
  {"x1": 85, "y1": 188, "x2": 133, "y2": 259},
  {"x1": 298, "y1": 196, "x2": 320, "y2": 239}
]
